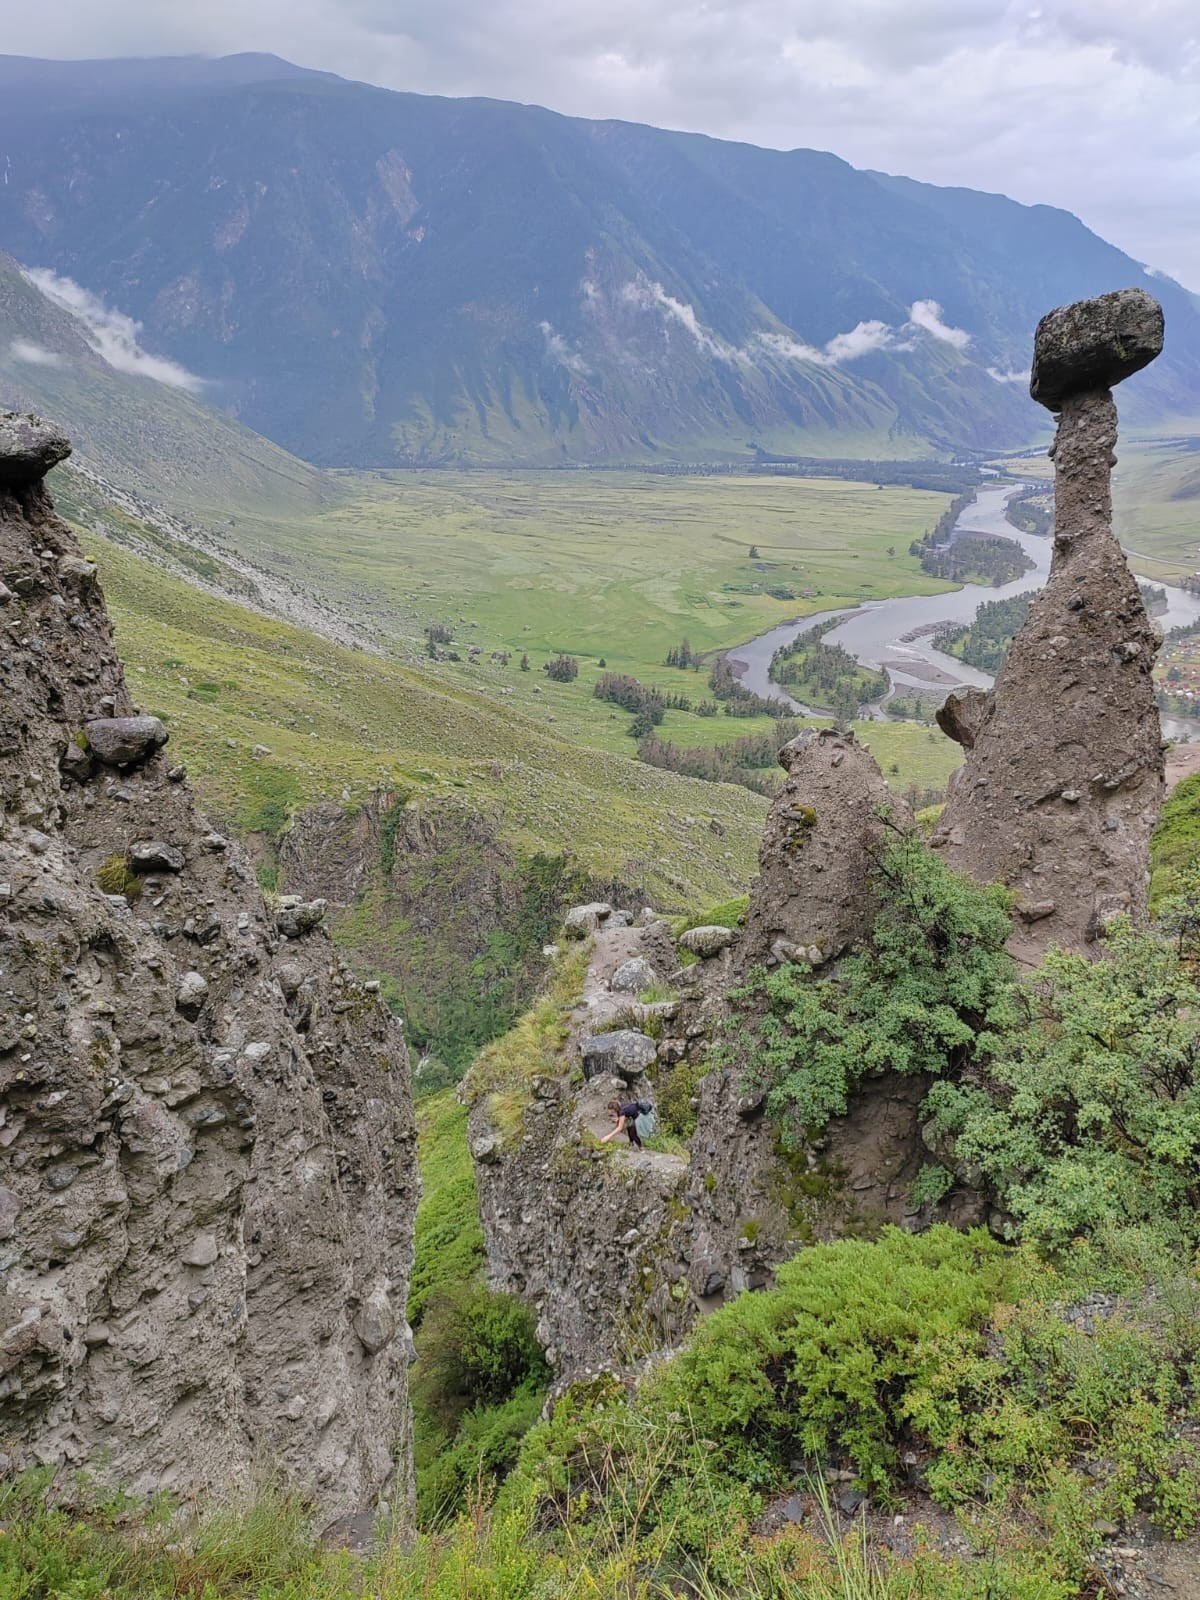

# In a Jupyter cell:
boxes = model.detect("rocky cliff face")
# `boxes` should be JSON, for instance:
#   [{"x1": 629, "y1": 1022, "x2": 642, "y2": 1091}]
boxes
[
  {"x1": 0, "y1": 414, "x2": 418, "y2": 1526},
  {"x1": 468, "y1": 914, "x2": 694, "y2": 1374},
  {"x1": 932, "y1": 289, "x2": 1166, "y2": 966}
]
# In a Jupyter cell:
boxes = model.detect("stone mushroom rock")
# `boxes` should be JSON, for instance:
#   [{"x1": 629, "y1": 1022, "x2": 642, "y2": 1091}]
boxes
[
  {"x1": 1029, "y1": 287, "x2": 1164, "y2": 411},
  {"x1": 738, "y1": 726, "x2": 912, "y2": 972},
  {"x1": 579, "y1": 1029, "x2": 658, "y2": 1080},
  {"x1": 933, "y1": 291, "x2": 1166, "y2": 966}
]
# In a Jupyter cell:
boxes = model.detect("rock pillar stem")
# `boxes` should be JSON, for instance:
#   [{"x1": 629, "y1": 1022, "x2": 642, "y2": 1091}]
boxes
[{"x1": 1051, "y1": 389, "x2": 1117, "y2": 553}]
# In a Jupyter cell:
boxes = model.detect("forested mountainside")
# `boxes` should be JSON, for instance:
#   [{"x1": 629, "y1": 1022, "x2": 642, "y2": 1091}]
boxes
[{"x1": 1, "y1": 52, "x2": 1198, "y2": 466}]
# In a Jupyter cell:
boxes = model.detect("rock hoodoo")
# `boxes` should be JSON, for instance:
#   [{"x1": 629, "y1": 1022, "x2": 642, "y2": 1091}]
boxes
[
  {"x1": 0, "y1": 415, "x2": 418, "y2": 1525},
  {"x1": 932, "y1": 290, "x2": 1166, "y2": 965},
  {"x1": 738, "y1": 726, "x2": 911, "y2": 971}
]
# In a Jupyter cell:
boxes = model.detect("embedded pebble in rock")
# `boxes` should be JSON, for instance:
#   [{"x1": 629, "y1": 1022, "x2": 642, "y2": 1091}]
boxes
[
  {"x1": 275, "y1": 898, "x2": 327, "y2": 937},
  {"x1": 934, "y1": 293, "x2": 1165, "y2": 965},
  {"x1": 935, "y1": 686, "x2": 993, "y2": 752},
  {"x1": 678, "y1": 923, "x2": 736, "y2": 958},
  {"x1": 0, "y1": 412, "x2": 418, "y2": 1529},
  {"x1": 353, "y1": 1292, "x2": 397, "y2": 1354},
  {"x1": 175, "y1": 971, "x2": 209, "y2": 1014},
  {"x1": 182, "y1": 1231, "x2": 220, "y2": 1268}
]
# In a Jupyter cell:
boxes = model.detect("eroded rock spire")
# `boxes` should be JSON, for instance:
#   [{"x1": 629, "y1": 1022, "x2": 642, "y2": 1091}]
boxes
[
  {"x1": 0, "y1": 414, "x2": 417, "y2": 1526},
  {"x1": 932, "y1": 288, "x2": 1166, "y2": 964}
]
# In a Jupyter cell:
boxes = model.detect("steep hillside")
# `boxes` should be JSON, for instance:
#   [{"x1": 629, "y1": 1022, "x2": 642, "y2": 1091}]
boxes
[{"x1": 1, "y1": 54, "x2": 1197, "y2": 465}]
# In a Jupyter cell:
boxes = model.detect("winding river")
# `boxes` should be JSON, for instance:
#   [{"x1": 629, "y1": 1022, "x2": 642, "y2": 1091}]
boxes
[{"x1": 725, "y1": 484, "x2": 1200, "y2": 737}]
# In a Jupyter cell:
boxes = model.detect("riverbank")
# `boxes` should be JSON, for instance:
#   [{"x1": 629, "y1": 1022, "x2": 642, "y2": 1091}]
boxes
[{"x1": 724, "y1": 482, "x2": 1200, "y2": 737}]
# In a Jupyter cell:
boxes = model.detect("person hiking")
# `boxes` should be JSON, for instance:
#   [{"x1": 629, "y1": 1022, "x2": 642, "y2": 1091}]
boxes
[{"x1": 601, "y1": 1097, "x2": 650, "y2": 1149}]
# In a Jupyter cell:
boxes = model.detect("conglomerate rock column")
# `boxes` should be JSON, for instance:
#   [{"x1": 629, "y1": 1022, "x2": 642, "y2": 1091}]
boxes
[
  {"x1": 932, "y1": 289, "x2": 1166, "y2": 966},
  {"x1": 0, "y1": 414, "x2": 417, "y2": 1527}
]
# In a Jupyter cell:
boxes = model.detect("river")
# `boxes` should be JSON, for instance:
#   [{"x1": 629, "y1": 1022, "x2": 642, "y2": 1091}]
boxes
[{"x1": 725, "y1": 484, "x2": 1200, "y2": 738}]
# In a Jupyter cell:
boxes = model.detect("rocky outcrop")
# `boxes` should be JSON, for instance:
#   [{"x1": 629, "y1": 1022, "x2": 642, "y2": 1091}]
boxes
[
  {"x1": 468, "y1": 914, "x2": 691, "y2": 1374},
  {"x1": 468, "y1": 723, "x2": 946, "y2": 1373},
  {"x1": 933, "y1": 291, "x2": 1166, "y2": 965},
  {"x1": 0, "y1": 415, "x2": 417, "y2": 1525},
  {"x1": 738, "y1": 727, "x2": 911, "y2": 972}
]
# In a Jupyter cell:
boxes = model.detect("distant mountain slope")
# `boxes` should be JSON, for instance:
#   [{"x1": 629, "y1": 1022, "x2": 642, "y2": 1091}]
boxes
[
  {"x1": 0, "y1": 54, "x2": 1197, "y2": 466},
  {"x1": 0, "y1": 250, "x2": 321, "y2": 514}
]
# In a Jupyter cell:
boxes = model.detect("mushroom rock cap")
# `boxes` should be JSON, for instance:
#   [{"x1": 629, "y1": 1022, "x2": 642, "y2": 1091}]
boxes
[
  {"x1": 0, "y1": 412, "x2": 71, "y2": 488},
  {"x1": 1029, "y1": 288, "x2": 1163, "y2": 412}
]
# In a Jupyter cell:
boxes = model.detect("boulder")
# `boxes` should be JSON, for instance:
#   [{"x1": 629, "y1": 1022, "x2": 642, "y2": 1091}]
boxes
[
  {"x1": 579, "y1": 1029, "x2": 657, "y2": 1081},
  {"x1": 1030, "y1": 288, "x2": 1164, "y2": 411},
  {"x1": 129, "y1": 839, "x2": 186, "y2": 874},
  {"x1": 84, "y1": 716, "x2": 169, "y2": 767},
  {"x1": 0, "y1": 412, "x2": 71, "y2": 487},
  {"x1": 679, "y1": 923, "x2": 736, "y2": 959},
  {"x1": 563, "y1": 902, "x2": 612, "y2": 938},
  {"x1": 275, "y1": 898, "x2": 328, "y2": 938},
  {"x1": 935, "y1": 686, "x2": 994, "y2": 750},
  {"x1": 610, "y1": 956, "x2": 657, "y2": 994}
]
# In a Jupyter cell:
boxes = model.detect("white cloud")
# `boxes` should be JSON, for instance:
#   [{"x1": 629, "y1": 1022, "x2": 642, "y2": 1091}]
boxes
[
  {"x1": 8, "y1": 339, "x2": 65, "y2": 368},
  {"x1": 23, "y1": 268, "x2": 205, "y2": 391},
  {"x1": 619, "y1": 277, "x2": 747, "y2": 362},
  {"x1": 907, "y1": 299, "x2": 971, "y2": 349},
  {"x1": 986, "y1": 365, "x2": 1028, "y2": 384},
  {"x1": 539, "y1": 319, "x2": 590, "y2": 373}
]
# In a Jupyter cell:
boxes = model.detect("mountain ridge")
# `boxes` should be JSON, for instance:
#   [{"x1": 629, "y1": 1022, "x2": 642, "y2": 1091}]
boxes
[{"x1": 1, "y1": 54, "x2": 1198, "y2": 467}]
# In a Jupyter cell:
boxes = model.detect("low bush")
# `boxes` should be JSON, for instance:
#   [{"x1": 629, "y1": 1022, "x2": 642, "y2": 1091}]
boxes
[{"x1": 737, "y1": 834, "x2": 1015, "y2": 1136}]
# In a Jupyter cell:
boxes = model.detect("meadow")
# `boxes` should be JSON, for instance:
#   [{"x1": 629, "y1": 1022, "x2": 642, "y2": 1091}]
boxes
[{"x1": 1006, "y1": 430, "x2": 1200, "y2": 580}]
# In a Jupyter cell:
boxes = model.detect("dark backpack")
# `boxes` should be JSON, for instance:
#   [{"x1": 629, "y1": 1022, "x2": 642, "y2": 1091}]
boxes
[{"x1": 636, "y1": 1100, "x2": 654, "y2": 1116}]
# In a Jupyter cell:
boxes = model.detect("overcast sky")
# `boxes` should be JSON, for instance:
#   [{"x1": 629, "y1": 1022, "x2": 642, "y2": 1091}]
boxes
[{"x1": 4, "y1": 1, "x2": 1199, "y2": 289}]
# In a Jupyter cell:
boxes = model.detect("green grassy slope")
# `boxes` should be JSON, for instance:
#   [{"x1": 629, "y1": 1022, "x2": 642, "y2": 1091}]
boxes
[{"x1": 82, "y1": 523, "x2": 767, "y2": 907}]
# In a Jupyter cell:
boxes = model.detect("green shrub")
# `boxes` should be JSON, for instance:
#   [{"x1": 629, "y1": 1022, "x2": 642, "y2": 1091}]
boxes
[
  {"x1": 659, "y1": 1055, "x2": 706, "y2": 1139},
  {"x1": 96, "y1": 853, "x2": 142, "y2": 901},
  {"x1": 924, "y1": 918, "x2": 1200, "y2": 1247},
  {"x1": 738, "y1": 835, "x2": 1015, "y2": 1139},
  {"x1": 417, "y1": 1383, "x2": 547, "y2": 1526},
  {"x1": 415, "y1": 1283, "x2": 548, "y2": 1425}
]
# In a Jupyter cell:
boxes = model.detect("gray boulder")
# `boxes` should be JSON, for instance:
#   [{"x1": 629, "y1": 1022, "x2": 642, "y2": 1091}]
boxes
[
  {"x1": 679, "y1": 924, "x2": 736, "y2": 959},
  {"x1": 563, "y1": 902, "x2": 612, "y2": 939},
  {"x1": 275, "y1": 897, "x2": 328, "y2": 938},
  {"x1": 0, "y1": 412, "x2": 71, "y2": 487},
  {"x1": 129, "y1": 840, "x2": 186, "y2": 874},
  {"x1": 610, "y1": 956, "x2": 657, "y2": 994},
  {"x1": 85, "y1": 716, "x2": 169, "y2": 767},
  {"x1": 1030, "y1": 288, "x2": 1164, "y2": 411},
  {"x1": 580, "y1": 1029, "x2": 657, "y2": 1081},
  {"x1": 935, "y1": 686, "x2": 994, "y2": 751}
]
